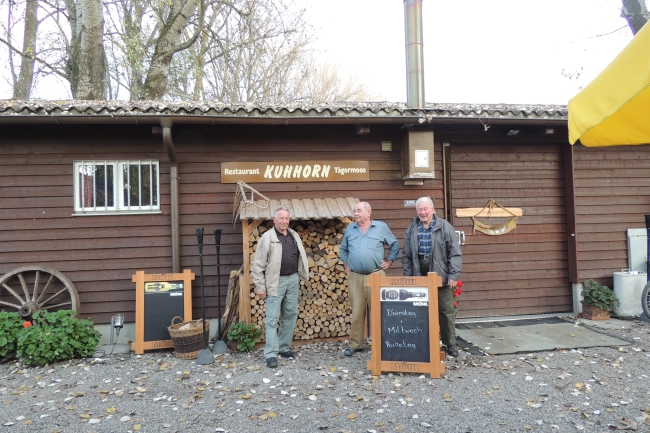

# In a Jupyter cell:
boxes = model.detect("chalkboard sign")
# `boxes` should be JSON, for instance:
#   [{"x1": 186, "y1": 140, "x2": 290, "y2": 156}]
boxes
[
  {"x1": 380, "y1": 287, "x2": 430, "y2": 363},
  {"x1": 132, "y1": 270, "x2": 195, "y2": 354},
  {"x1": 367, "y1": 273, "x2": 444, "y2": 378}
]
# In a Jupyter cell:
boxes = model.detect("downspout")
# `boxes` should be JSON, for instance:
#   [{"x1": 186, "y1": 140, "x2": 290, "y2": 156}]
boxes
[{"x1": 154, "y1": 118, "x2": 180, "y2": 273}]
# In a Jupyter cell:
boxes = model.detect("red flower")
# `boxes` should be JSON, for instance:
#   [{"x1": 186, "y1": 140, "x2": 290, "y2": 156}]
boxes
[
  {"x1": 453, "y1": 301, "x2": 458, "y2": 307},
  {"x1": 457, "y1": 281, "x2": 463, "y2": 288},
  {"x1": 23, "y1": 321, "x2": 32, "y2": 328}
]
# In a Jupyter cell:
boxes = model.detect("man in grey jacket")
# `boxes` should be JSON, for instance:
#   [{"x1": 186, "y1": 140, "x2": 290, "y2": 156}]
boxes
[
  {"x1": 252, "y1": 206, "x2": 309, "y2": 368},
  {"x1": 402, "y1": 197, "x2": 462, "y2": 357}
]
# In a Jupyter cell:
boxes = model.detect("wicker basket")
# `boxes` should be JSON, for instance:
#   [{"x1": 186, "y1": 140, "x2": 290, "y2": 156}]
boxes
[{"x1": 167, "y1": 316, "x2": 210, "y2": 359}]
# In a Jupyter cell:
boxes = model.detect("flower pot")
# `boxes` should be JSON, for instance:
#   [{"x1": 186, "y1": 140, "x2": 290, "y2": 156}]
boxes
[{"x1": 581, "y1": 302, "x2": 610, "y2": 320}]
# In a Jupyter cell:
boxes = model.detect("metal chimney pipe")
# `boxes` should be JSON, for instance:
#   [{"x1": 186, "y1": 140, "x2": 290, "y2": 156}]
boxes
[{"x1": 404, "y1": 0, "x2": 425, "y2": 108}]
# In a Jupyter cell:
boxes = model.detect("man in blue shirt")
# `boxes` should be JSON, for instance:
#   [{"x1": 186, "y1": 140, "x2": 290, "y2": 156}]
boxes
[{"x1": 340, "y1": 201, "x2": 400, "y2": 356}]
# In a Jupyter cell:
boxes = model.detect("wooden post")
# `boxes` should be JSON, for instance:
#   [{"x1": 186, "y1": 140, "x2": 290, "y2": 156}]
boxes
[
  {"x1": 241, "y1": 219, "x2": 263, "y2": 324},
  {"x1": 427, "y1": 272, "x2": 442, "y2": 377},
  {"x1": 368, "y1": 273, "x2": 382, "y2": 376},
  {"x1": 133, "y1": 271, "x2": 145, "y2": 355},
  {"x1": 242, "y1": 220, "x2": 252, "y2": 324}
]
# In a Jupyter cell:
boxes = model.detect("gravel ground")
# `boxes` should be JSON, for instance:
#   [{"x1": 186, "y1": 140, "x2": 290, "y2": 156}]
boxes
[{"x1": 1, "y1": 318, "x2": 649, "y2": 433}]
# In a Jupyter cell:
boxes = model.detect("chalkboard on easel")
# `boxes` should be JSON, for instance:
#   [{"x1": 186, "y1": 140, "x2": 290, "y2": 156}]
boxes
[
  {"x1": 367, "y1": 273, "x2": 444, "y2": 378},
  {"x1": 380, "y1": 287, "x2": 430, "y2": 363},
  {"x1": 132, "y1": 270, "x2": 195, "y2": 354},
  {"x1": 144, "y1": 281, "x2": 186, "y2": 342}
]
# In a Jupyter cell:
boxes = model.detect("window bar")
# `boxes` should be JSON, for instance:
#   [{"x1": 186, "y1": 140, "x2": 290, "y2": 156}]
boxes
[
  {"x1": 138, "y1": 160, "x2": 142, "y2": 210},
  {"x1": 126, "y1": 162, "x2": 130, "y2": 208},
  {"x1": 104, "y1": 161, "x2": 108, "y2": 211},
  {"x1": 115, "y1": 160, "x2": 119, "y2": 212},
  {"x1": 92, "y1": 161, "x2": 96, "y2": 212},
  {"x1": 149, "y1": 161, "x2": 153, "y2": 209},
  {"x1": 79, "y1": 160, "x2": 84, "y2": 211}
]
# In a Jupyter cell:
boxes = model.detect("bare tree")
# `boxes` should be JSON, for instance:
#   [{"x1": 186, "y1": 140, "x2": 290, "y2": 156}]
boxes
[
  {"x1": 14, "y1": 0, "x2": 38, "y2": 98},
  {"x1": 0, "y1": 0, "x2": 41, "y2": 99},
  {"x1": 295, "y1": 59, "x2": 380, "y2": 104},
  {"x1": 622, "y1": 0, "x2": 649, "y2": 35},
  {"x1": 0, "y1": 0, "x2": 379, "y2": 103},
  {"x1": 64, "y1": 0, "x2": 108, "y2": 99}
]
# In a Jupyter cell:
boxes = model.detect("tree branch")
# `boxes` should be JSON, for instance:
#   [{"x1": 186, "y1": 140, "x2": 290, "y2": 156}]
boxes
[
  {"x1": 0, "y1": 36, "x2": 68, "y2": 80},
  {"x1": 172, "y1": 0, "x2": 205, "y2": 54}
]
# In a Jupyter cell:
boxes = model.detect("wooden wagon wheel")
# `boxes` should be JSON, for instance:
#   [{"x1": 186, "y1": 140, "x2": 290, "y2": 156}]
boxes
[{"x1": 0, "y1": 266, "x2": 80, "y2": 318}]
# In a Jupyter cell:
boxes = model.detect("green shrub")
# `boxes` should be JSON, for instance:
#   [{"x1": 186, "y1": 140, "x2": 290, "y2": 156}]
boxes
[
  {"x1": 0, "y1": 311, "x2": 24, "y2": 360},
  {"x1": 16, "y1": 310, "x2": 101, "y2": 366},
  {"x1": 582, "y1": 279, "x2": 620, "y2": 311},
  {"x1": 226, "y1": 321, "x2": 261, "y2": 352}
]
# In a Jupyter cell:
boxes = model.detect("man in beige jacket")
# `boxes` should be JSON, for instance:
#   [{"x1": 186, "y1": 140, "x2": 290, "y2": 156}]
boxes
[{"x1": 252, "y1": 206, "x2": 309, "y2": 368}]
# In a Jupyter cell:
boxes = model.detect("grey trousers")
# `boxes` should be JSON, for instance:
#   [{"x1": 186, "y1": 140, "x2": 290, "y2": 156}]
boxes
[
  {"x1": 419, "y1": 258, "x2": 456, "y2": 346},
  {"x1": 264, "y1": 273, "x2": 299, "y2": 359}
]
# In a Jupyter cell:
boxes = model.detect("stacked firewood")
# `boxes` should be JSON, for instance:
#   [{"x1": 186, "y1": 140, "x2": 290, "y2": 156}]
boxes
[{"x1": 248, "y1": 218, "x2": 352, "y2": 341}]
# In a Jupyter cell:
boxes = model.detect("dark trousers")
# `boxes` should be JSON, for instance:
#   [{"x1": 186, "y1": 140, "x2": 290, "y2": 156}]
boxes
[{"x1": 419, "y1": 258, "x2": 456, "y2": 346}]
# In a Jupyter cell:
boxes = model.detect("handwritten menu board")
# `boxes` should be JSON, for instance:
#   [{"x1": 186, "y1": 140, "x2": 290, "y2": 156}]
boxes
[
  {"x1": 367, "y1": 273, "x2": 445, "y2": 378},
  {"x1": 132, "y1": 270, "x2": 194, "y2": 355},
  {"x1": 380, "y1": 287, "x2": 430, "y2": 363}
]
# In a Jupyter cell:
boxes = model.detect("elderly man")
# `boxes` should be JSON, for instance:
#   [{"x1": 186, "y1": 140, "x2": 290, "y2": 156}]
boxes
[
  {"x1": 252, "y1": 206, "x2": 309, "y2": 368},
  {"x1": 403, "y1": 197, "x2": 462, "y2": 357},
  {"x1": 340, "y1": 201, "x2": 400, "y2": 356}
]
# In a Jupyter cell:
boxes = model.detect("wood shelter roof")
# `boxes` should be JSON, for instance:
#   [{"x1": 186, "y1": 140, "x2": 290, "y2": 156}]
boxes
[{"x1": 238, "y1": 197, "x2": 359, "y2": 221}]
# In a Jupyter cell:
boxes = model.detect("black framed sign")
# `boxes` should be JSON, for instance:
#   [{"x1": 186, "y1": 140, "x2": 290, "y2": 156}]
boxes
[
  {"x1": 367, "y1": 273, "x2": 444, "y2": 378},
  {"x1": 132, "y1": 270, "x2": 194, "y2": 354}
]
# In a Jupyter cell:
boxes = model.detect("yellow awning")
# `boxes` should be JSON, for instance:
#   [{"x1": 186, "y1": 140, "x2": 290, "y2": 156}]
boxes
[{"x1": 568, "y1": 23, "x2": 650, "y2": 147}]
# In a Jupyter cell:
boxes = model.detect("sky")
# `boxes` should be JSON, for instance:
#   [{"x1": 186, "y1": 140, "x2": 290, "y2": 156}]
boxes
[
  {"x1": 303, "y1": 0, "x2": 635, "y2": 105},
  {"x1": 0, "y1": 0, "x2": 636, "y2": 105}
]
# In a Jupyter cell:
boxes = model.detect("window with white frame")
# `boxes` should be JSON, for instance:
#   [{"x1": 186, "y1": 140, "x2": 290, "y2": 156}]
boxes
[{"x1": 74, "y1": 160, "x2": 160, "y2": 213}]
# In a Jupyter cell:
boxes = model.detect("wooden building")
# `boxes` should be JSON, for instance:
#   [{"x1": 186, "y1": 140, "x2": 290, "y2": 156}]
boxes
[{"x1": 1, "y1": 101, "x2": 645, "y2": 324}]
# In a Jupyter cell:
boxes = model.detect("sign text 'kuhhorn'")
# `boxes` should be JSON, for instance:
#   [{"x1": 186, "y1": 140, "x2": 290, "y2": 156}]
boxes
[{"x1": 221, "y1": 161, "x2": 369, "y2": 183}]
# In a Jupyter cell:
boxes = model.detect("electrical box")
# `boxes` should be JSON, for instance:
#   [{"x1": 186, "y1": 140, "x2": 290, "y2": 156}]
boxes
[
  {"x1": 626, "y1": 228, "x2": 647, "y2": 273},
  {"x1": 402, "y1": 130, "x2": 434, "y2": 180}
]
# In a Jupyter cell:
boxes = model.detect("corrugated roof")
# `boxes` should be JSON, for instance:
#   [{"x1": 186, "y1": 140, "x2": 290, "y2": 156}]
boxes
[
  {"x1": 239, "y1": 197, "x2": 359, "y2": 220},
  {"x1": 0, "y1": 100, "x2": 568, "y2": 123}
]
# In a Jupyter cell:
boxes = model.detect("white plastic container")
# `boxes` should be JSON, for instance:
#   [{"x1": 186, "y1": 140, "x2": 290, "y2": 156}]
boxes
[{"x1": 613, "y1": 269, "x2": 647, "y2": 317}]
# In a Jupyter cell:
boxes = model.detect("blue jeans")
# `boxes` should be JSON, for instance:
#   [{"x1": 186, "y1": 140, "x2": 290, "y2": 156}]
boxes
[{"x1": 264, "y1": 273, "x2": 299, "y2": 359}]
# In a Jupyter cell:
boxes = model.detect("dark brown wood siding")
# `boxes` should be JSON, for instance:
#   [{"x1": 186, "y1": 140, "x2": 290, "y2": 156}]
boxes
[
  {"x1": 174, "y1": 124, "x2": 443, "y2": 321},
  {"x1": 1, "y1": 123, "x2": 444, "y2": 324},
  {"x1": 442, "y1": 130, "x2": 572, "y2": 317},
  {"x1": 0, "y1": 125, "x2": 171, "y2": 324},
  {"x1": 573, "y1": 144, "x2": 650, "y2": 287}
]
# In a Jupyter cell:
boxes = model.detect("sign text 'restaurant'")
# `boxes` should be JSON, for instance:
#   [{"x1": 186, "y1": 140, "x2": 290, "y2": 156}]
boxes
[{"x1": 221, "y1": 161, "x2": 370, "y2": 183}]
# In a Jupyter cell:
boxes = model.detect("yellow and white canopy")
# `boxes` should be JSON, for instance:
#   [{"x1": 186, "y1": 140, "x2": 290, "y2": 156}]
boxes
[{"x1": 568, "y1": 22, "x2": 650, "y2": 147}]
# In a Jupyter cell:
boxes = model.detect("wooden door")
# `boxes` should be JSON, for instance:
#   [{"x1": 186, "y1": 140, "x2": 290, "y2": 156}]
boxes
[{"x1": 448, "y1": 143, "x2": 572, "y2": 317}]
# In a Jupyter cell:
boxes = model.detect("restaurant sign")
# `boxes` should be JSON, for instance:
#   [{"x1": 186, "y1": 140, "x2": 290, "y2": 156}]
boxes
[{"x1": 221, "y1": 161, "x2": 369, "y2": 183}]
